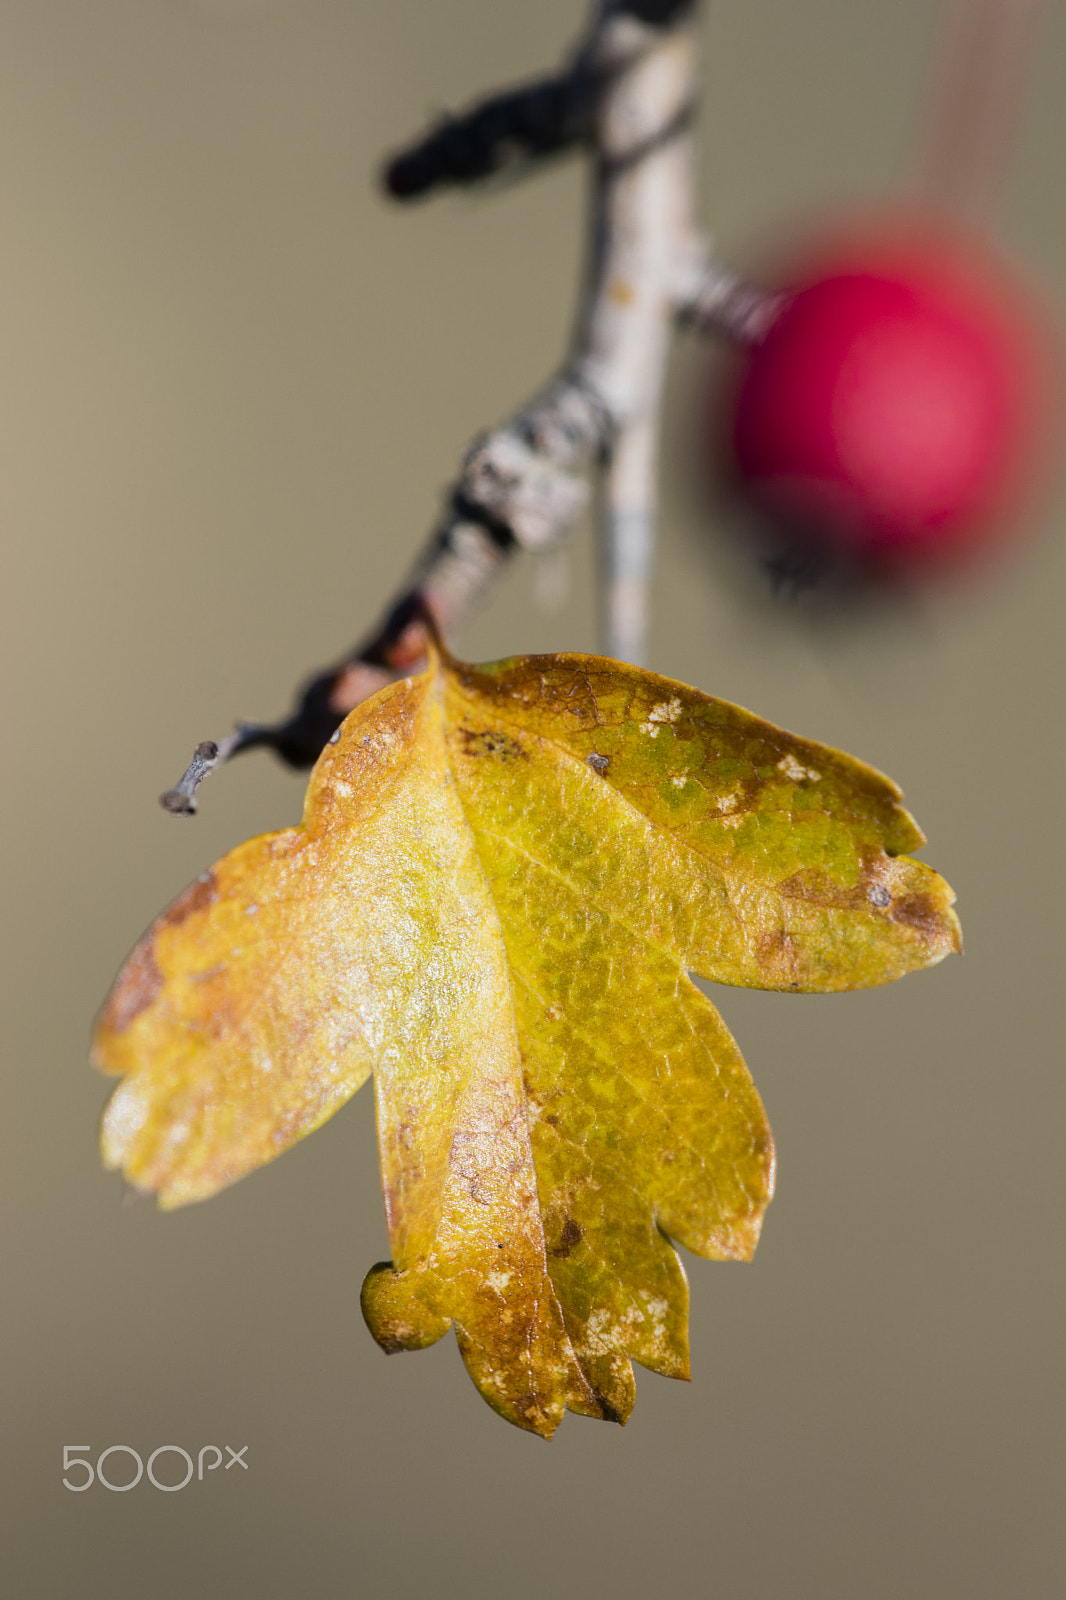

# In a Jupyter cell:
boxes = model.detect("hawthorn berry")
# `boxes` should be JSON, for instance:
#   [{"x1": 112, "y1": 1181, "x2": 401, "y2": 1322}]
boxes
[{"x1": 722, "y1": 214, "x2": 1057, "y2": 578}]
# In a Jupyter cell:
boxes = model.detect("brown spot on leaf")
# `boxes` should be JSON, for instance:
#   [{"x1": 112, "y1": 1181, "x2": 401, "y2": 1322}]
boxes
[
  {"x1": 757, "y1": 927, "x2": 794, "y2": 961},
  {"x1": 549, "y1": 1217, "x2": 583, "y2": 1259},
  {"x1": 755, "y1": 927, "x2": 808, "y2": 986},
  {"x1": 778, "y1": 868, "x2": 864, "y2": 912},
  {"x1": 891, "y1": 892, "x2": 941, "y2": 938},
  {"x1": 159, "y1": 871, "x2": 218, "y2": 931},
  {"x1": 456, "y1": 727, "x2": 526, "y2": 762},
  {"x1": 375, "y1": 1332, "x2": 409, "y2": 1355},
  {"x1": 587, "y1": 752, "x2": 610, "y2": 774},
  {"x1": 102, "y1": 939, "x2": 162, "y2": 1033},
  {"x1": 594, "y1": 1391, "x2": 625, "y2": 1425}
]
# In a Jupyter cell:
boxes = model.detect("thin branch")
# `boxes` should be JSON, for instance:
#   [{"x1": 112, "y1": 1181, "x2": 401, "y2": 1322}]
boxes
[
  {"x1": 675, "y1": 263, "x2": 783, "y2": 344},
  {"x1": 160, "y1": 737, "x2": 240, "y2": 817},
  {"x1": 158, "y1": 375, "x2": 610, "y2": 808},
  {"x1": 382, "y1": 69, "x2": 597, "y2": 199},
  {"x1": 162, "y1": 0, "x2": 734, "y2": 812},
  {"x1": 578, "y1": 7, "x2": 702, "y2": 661}
]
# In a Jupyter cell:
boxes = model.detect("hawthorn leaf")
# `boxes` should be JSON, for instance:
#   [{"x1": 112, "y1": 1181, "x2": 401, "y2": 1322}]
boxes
[{"x1": 93, "y1": 642, "x2": 959, "y2": 1436}]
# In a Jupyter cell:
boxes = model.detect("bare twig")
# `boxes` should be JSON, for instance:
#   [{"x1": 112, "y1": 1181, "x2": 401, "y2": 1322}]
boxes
[
  {"x1": 383, "y1": 69, "x2": 597, "y2": 199},
  {"x1": 162, "y1": 0, "x2": 758, "y2": 813},
  {"x1": 578, "y1": 7, "x2": 703, "y2": 663},
  {"x1": 160, "y1": 736, "x2": 243, "y2": 816},
  {"x1": 676, "y1": 264, "x2": 783, "y2": 344}
]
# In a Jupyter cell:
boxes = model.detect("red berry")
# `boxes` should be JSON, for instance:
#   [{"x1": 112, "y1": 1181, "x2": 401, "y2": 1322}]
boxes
[{"x1": 724, "y1": 214, "x2": 1057, "y2": 575}]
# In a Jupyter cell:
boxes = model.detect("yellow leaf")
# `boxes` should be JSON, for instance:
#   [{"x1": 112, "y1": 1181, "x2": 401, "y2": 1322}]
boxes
[{"x1": 93, "y1": 642, "x2": 959, "y2": 1436}]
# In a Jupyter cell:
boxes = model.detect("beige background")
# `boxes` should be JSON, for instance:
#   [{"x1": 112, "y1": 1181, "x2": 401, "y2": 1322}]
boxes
[{"x1": 3, "y1": 3, "x2": 1064, "y2": 1596}]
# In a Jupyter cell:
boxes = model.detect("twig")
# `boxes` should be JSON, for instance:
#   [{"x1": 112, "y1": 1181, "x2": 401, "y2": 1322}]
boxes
[
  {"x1": 160, "y1": 736, "x2": 244, "y2": 816},
  {"x1": 579, "y1": 8, "x2": 702, "y2": 663},
  {"x1": 161, "y1": 0, "x2": 771, "y2": 814},
  {"x1": 383, "y1": 70, "x2": 597, "y2": 199},
  {"x1": 676, "y1": 264, "x2": 784, "y2": 344}
]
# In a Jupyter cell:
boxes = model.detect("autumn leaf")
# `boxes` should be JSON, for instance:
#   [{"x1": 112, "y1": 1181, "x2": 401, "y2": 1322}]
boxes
[{"x1": 93, "y1": 641, "x2": 959, "y2": 1436}]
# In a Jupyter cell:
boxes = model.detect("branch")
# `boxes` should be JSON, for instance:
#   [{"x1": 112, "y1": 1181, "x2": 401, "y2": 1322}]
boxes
[
  {"x1": 382, "y1": 70, "x2": 596, "y2": 200},
  {"x1": 163, "y1": 0, "x2": 742, "y2": 814},
  {"x1": 675, "y1": 263, "x2": 783, "y2": 344}
]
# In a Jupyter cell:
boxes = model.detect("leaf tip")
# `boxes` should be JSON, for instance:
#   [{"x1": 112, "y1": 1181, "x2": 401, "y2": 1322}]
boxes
[
  {"x1": 886, "y1": 862, "x2": 961, "y2": 968},
  {"x1": 360, "y1": 1263, "x2": 452, "y2": 1354}
]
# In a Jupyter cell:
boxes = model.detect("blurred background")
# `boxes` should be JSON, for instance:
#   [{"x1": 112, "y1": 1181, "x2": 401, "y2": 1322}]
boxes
[{"x1": 3, "y1": 2, "x2": 1064, "y2": 1596}]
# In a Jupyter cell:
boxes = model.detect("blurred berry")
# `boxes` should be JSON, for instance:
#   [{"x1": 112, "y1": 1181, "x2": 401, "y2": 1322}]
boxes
[{"x1": 721, "y1": 213, "x2": 1058, "y2": 579}]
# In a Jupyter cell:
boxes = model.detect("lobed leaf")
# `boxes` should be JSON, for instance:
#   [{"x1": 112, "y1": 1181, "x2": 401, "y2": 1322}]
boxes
[{"x1": 94, "y1": 644, "x2": 959, "y2": 1435}]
